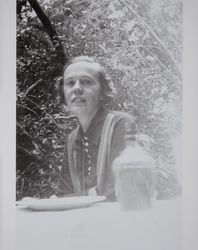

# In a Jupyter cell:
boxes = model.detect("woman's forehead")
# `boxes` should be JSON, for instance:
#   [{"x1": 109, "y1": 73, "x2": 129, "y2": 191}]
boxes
[{"x1": 64, "y1": 61, "x2": 101, "y2": 79}]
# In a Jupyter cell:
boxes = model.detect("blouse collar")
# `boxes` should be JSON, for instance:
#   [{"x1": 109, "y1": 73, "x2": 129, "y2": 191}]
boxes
[{"x1": 76, "y1": 107, "x2": 108, "y2": 146}]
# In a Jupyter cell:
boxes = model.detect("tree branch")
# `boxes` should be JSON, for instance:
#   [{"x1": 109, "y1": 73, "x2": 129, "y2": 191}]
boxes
[
  {"x1": 17, "y1": 104, "x2": 40, "y2": 117},
  {"x1": 27, "y1": 0, "x2": 67, "y2": 66},
  {"x1": 118, "y1": 0, "x2": 182, "y2": 80},
  {"x1": 17, "y1": 145, "x2": 43, "y2": 162},
  {"x1": 24, "y1": 78, "x2": 43, "y2": 97},
  {"x1": 17, "y1": 121, "x2": 34, "y2": 141}
]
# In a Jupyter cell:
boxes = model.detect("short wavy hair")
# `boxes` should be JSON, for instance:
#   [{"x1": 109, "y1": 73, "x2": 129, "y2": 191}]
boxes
[{"x1": 59, "y1": 56, "x2": 117, "y2": 106}]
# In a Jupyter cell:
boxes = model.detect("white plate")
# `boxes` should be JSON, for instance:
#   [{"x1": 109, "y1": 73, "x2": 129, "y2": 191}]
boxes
[{"x1": 16, "y1": 196, "x2": 106, "y2": 211}]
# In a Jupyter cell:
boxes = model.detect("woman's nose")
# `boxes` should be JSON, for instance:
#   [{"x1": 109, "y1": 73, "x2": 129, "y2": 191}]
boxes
[{"x1": 73, "y1": 80, "x2": 83, "y2": 95}]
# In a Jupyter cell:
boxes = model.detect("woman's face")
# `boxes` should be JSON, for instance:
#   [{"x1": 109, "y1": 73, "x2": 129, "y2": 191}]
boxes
[{"x1": 63, "y1": 61, "x2": 101, "y2": 118}]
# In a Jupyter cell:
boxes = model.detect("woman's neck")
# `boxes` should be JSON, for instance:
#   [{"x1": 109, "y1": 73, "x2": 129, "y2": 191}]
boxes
[{"x1": 77, "y1": 107, "x2": 100, "y2": 133}]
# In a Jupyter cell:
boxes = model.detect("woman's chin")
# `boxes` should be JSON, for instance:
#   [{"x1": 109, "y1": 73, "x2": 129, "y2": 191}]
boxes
[
  {"x1": 71, "y1": 107, "x2": 86, "y2": 116},
  {"x1": 70, "y1": 105, "x2": 99, "y2": 120}
]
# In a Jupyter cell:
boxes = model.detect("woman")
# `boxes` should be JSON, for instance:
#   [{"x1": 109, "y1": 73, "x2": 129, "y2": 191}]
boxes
[{"x1": 59, "y1": 56, "x2": 138, "y2": 200}]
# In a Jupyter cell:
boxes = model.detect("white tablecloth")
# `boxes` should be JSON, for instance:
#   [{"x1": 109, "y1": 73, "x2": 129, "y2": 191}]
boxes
[{"x1": 16, "y1": 198, "x2": 182, "y2": 250}]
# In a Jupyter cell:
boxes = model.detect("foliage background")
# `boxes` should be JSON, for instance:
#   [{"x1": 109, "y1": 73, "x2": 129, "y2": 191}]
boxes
[{"x1": 16, "y1": 0, "x2": 182, "y2": 200}]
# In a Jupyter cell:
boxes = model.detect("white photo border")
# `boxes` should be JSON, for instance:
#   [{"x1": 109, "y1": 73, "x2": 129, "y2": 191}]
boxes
[{"x1": 0, "y1": 0, "x2": 198, "y2": 249}]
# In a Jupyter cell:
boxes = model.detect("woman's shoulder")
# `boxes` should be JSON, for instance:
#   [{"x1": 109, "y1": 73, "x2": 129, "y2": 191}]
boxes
[
  {"x1": 109, "y1": 110, "x2": 136, "y2": 124},
  {"x1": 107, "y1": 110, "x2": 138, "y2": 135}
]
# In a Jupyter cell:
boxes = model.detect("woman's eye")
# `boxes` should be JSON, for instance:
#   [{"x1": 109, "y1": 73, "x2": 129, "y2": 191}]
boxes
[
  {"x1": 65, "y1": 80, "x2": 75, "y2": 86},
  {"x1": 81, "y1": 79, "x2": 92, "y2": 85}
]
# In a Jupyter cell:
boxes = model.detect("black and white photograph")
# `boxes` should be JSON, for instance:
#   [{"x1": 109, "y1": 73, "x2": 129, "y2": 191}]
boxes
[{"x1": 1, "y1": 0, "x2": 198, "y2": 250}]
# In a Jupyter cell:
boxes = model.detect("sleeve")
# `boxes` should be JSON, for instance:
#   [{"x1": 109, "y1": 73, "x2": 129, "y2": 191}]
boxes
[
  {"x1": 110, "y1": 113, "x2": 139, "y2": 164},
  {"x1": 104, "y1": 113, "x2": 138, "y2": 200}
]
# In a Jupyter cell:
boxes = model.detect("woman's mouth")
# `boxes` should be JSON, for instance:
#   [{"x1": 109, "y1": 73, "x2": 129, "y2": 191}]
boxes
[{"x1": 72, "y1": 97, "x2": 86, "y2": 104}]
